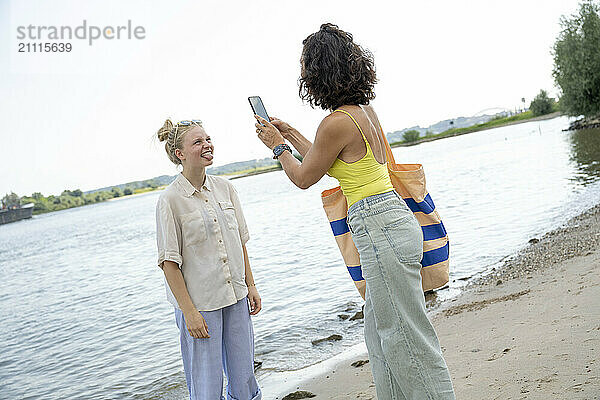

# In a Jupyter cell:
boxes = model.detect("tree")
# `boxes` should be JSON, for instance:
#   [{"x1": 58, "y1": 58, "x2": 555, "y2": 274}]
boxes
[
  {"x1": 111, "y1": 187, "x2": 123, "y2": 198},
  {"x1": 33, "y1": 200, "x2": 49, "y2": 212},
  {"x1": 402, "y1": 129, "x2": 420, "y2": 142},
  {"x1": 123, "y1": 187, "x2": 133, "y2": 196},
  {"x1": 553, "y1": 1, "x2": 600, "y2": 117},
  {"x1": 529, "y1": 90, "x2": 555, "y2": 116},
  {"x1": 1, "y1": 192, "x2": 20, "y2": 208}
]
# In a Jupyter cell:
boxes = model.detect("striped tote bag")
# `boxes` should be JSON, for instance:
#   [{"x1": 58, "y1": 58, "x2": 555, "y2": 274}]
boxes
[{"x1": 321, "y1": 125, "x2": 449, "y2": 299}]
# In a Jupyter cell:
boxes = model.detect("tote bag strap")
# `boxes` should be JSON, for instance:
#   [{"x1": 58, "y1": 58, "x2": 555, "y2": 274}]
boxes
[{"x1": 376, "y1": 119, "x2": 396, "y2": 165}]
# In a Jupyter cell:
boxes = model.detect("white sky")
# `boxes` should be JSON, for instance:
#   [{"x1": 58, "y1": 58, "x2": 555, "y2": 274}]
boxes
[{"x1": 0, "y1": 0, "x2": 580, "y2": 196}]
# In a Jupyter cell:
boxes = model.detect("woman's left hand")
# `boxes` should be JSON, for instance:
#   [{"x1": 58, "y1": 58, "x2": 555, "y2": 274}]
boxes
[
  {"x1": 247, "y1": 285, "x2": 262, "y2": 315},
  {"x1": 255, "y1": 115, "x2": 285, "y2": 150}
]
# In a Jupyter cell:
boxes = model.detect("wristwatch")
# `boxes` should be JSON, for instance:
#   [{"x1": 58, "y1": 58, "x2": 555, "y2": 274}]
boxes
[{"x1": 273, "y1": 143, "x2": 292, "y2": 159}]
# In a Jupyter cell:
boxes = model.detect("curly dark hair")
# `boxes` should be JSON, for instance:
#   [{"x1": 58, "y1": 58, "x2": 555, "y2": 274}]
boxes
[{"x1": 298, "y1": 23, "x2": 377, "y2": 111}]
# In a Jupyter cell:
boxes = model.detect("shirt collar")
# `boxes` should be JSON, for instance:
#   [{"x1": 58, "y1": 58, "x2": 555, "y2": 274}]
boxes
[{"x1": 175, "y1": 173, "x2": 212, "y2": 197}]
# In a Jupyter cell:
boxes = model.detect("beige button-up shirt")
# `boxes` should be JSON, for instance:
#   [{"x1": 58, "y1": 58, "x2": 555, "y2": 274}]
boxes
[{"x1": 156, "y1": 173, "x2": 250, "y2": 311}]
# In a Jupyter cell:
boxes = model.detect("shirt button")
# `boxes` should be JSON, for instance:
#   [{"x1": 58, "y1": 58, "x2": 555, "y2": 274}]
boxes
[
  {"x1": 219, "y1": 239, "x2": 223, "y2": 243},
  {"x1": 227, "y1": 280, "x2": 231, "y2": 284},
  {"x1": 213, "y1": 218, "x2": 217, "y2": 222},
  {"x1": 223, "y1": 259, "x2": 227, "y2": 263}
]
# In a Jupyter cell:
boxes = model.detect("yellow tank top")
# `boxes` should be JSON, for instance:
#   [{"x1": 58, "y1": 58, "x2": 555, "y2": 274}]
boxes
[{"x1": 327, "y1": 109, "x2": 394, "y2": 207}]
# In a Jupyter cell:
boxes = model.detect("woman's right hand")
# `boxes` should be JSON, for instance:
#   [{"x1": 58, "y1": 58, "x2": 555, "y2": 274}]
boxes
[
  {"x1": 184, "y1": 310, "x2": 210, "y2": 339},
  {"x1": 270, "y1": 117, "x2": 294, "y2": 139}
]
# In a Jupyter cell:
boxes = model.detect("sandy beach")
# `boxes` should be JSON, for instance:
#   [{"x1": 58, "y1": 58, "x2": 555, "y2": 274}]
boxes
[{"x1": 274, "y1": 205, "x2": 600, "y2": 400}]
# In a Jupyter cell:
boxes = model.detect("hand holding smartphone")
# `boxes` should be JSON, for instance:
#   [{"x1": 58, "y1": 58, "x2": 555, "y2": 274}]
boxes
[{"x1": 248, "y1": 96, "x2": 270, "y2": 126}]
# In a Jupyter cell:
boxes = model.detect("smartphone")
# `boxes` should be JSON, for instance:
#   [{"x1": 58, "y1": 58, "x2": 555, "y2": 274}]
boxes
[{"x1": 248, "y1": 96, "x2": 270, "y2": 126}]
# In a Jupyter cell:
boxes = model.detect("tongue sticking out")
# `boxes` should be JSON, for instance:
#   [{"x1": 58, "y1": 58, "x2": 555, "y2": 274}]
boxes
[{"x1": 202, "y1": 153, "x2": 213, "y2": 161}]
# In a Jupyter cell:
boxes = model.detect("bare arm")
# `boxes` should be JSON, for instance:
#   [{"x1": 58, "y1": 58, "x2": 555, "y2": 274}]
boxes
[
  {"x1": 256, "y1": 113, "x2": 350, "y2": 189},
  {"x1": 271, "y1": 118, "x2": 312, "y2": 157},
  {"x1": 242, "y1": 244, "x2": 262, "y2": 315},
  {"x1": 162, "y1": 261, "x2": 210, "y2": 338},
  {"x1": 283, "y1": 127, "x2": 312, "y2": 157}
]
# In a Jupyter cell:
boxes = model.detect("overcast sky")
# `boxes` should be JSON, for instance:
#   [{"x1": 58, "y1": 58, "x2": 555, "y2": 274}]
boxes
[{"x1": 0, "y1": 0, "x2": 581, "y2": 196}]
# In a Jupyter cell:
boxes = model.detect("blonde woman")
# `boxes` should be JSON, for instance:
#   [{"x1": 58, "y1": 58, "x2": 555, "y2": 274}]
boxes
[{"x1": 155, "y1": 119, "x2": 262, "y2": 400}]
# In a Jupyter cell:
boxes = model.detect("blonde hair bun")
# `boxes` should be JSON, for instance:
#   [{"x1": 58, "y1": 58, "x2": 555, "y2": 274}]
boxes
[
  {"x1": 156, "y1": 118, "x2": 201, "y2": 166},
  {"x1": 157, "y1": 119, "x2": 174, "y2": 142}
]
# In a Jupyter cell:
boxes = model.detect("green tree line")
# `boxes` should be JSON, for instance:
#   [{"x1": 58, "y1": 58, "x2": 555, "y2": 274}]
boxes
[{"x1": 4, "y1": 179, "x2": 161, "y2": 215}]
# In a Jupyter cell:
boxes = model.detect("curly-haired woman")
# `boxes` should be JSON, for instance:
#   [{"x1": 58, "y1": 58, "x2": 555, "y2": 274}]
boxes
[
  {"x1": 255, "y1": 24, "x2": 455, "y2": 399},
  {"x1": 155, "y1": 119, "x2": 262, "y2": 400}
]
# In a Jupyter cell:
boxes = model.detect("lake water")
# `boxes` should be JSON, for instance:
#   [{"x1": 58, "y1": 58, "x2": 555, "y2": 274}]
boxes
[{"x1": 1, "y1": 117, "x2": 599, "y2": 399}]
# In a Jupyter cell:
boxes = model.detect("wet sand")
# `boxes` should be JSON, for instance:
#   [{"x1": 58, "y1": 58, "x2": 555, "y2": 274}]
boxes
[{"x1": 274, "y1": 205, "x2": 600, "y2": 399}]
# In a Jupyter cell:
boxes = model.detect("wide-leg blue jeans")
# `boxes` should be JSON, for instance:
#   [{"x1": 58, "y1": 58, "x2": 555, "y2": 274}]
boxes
[{"x1": 348, "y1": 190, "x2": 455, "y2": 400}]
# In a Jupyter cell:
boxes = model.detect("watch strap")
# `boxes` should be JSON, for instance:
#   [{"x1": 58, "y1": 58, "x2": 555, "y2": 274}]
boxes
[{"x1": 273, "y1": 143, "x2": 292, "y2": 159}]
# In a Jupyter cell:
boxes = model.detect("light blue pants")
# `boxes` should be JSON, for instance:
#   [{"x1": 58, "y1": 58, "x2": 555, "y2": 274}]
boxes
[
  {"x1": 174, "y1": 298, "x2": 261, "y2": 400},
  {"x1": 348, "y1": 191, "x2": 455, "y2": 400}
]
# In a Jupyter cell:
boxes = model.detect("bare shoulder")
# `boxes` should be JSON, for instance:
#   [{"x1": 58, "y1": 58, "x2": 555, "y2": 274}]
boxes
[
  {"x1": 361, "y1": 104, "x2": 382, "y2": 125},
  {"x1": 317, "y1": 111, "x2": 358, "y2": 142},
  {"x1": 363, "y1": 104, "x2": 376, "y2": 113}
]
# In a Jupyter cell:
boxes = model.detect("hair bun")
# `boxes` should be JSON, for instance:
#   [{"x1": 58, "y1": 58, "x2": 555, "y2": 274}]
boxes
[{"x1": 157, "y1": 119, "x2": 174, "y2": 142}]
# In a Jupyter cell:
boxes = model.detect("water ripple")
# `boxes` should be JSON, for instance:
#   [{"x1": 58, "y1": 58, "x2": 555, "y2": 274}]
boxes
[{"x1": 2, "y1": 118, "x2": 600, "y2": 398}]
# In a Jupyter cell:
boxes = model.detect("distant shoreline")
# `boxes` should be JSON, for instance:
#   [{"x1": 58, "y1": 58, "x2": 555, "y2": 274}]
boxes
[
  {"x1": 106, "y1": 187, "x2": 165, "y2": 201},
  {"x1": 231, "y1": 112, "x2": 564, "y2": 180},
  {"x1": 21, "y1": 112, "x2": 566, "y2": 216},
  {"x1": 390, "y1": 111, "x2": 562, "y2": 148},
  {"x1": 229, "y1": 165, "x2": 282, "y2": 180}
]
